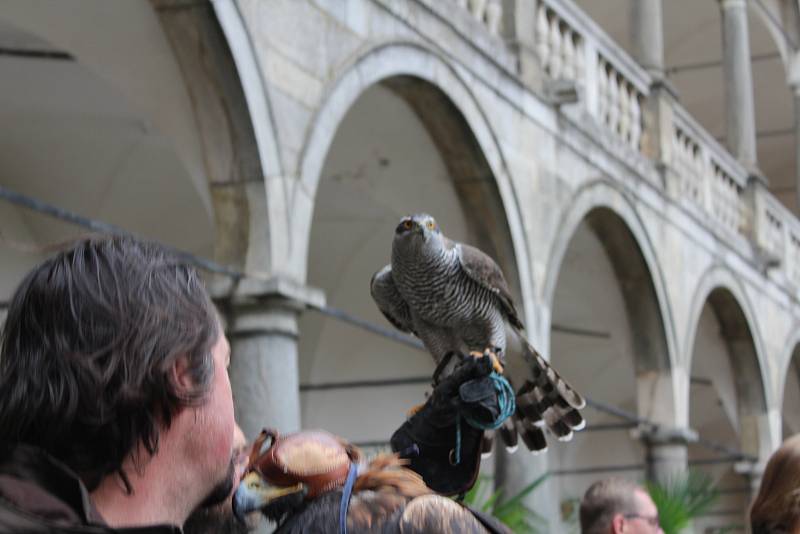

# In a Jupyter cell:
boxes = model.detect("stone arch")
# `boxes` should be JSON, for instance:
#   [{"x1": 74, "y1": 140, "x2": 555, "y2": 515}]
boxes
[
  {"x1": 0, "y1": 1, "x2": 282, "y2": 278},
  {"x1": 777, "y1": 326, "x2": 800, "y2": 438},
  {"x1": 294, "y1": 43, "x2": 535, "y2": 502},
  {"x1": 543, "y1": 180, "x2": 679, "y2": 387},
  {"x1": 746, "y1": 1, "x2": 797, "y2": 209},
  {"x1": 543, "y1": 179, "x2": 681, "y2": 520},
  {"x1": 150, "y1": 1, "x2": 274, "y2": 277},
  {"x1": 778, "y1": 326, "x2": 800, "y2": 405},
  {"x1": 0, "y1": 2, "x2": 235, "y2": 293},
  {"x1": 212, "y1": 0, "x2": 282, "y2": 180},
  {"x1": 293, "y1": 41, "x2": 533, "y2": 322},
  {"x1": 749, "y1": 0, "x2": 794, "y2": 67},
  {"x1": 684, "y1": 264, "x2": 773, "y2": 457},
  {"x1": 211, "y1": 0, "x2": 289, "y2": 276}
]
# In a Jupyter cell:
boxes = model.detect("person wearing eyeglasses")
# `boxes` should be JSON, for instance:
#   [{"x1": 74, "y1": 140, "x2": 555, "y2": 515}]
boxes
[{"x1": 579, "y1": 478, "x2": 663, "y2": 534}]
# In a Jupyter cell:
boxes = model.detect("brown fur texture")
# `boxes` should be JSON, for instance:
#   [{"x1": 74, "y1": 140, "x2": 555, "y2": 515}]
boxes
[{"x1": 267, "y1": 453, "x2": 501, "y2": 533}]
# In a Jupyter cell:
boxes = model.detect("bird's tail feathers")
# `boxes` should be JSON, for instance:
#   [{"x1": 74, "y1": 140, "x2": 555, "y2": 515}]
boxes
[
  {"x1": 496, "y1": 340, "x2": 586, "y2": 453},
  {"x1": 520, "y1": 340, "x2": 585, "y2": 410},
  {"x1": 481, "y1": 431, "x2": 495, "y2": 459}
]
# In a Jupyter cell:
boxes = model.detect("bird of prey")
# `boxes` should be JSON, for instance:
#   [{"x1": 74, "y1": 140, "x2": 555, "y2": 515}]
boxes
[
  {"x1": 232, "y1": 429, "x2": 509, "y2": 533},
  {"x1": 370, "y1": 213, "x2": 585, "y2": 453}
]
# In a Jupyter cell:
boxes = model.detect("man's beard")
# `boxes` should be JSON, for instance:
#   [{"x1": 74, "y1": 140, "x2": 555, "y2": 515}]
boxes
[
  {"x1": 183, "y1": 504, "x2": 250, "y2": 534},
  {"x1": 199, "y1": 457, "x2": 236, "y2": 509},
  {"x1": 184, "y1": 458, "x2": 251, "y2": 534}
]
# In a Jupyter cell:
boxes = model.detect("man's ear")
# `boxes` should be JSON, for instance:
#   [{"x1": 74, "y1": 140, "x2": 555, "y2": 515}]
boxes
[
  {"x1": 171, "y1": 354, "x2": 195, "y2": 395},
  {"x1": 611, "y1": 513, "x2": 626, "y2": 533}
]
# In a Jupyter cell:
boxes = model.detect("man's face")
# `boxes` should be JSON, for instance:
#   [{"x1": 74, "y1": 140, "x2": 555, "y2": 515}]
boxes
[
  {"x1": 184, "y1": 424, "x2": 252, "y2": 534},
  {"x1": 188, "y1": 332, "x2": 236, "y2": 508},
  {"x1": 613, "y1": 489, "x2": 663, "y2": 534}
]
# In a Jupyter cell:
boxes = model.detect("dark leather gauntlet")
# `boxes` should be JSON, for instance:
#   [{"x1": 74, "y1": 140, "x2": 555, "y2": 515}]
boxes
[{"x1": 390, "y1": 353, "x2": 501, "y2": 496}]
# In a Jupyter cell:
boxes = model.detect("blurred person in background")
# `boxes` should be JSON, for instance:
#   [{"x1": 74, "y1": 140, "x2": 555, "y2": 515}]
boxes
[
  {"x1": 750, "y1": 433, "x2": 800, "y2": 534},
  {"x1": 580, "y1": 477, "x2": 663, "y2": 534}
]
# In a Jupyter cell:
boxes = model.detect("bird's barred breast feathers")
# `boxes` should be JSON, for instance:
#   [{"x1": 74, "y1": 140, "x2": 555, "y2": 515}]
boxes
[{"x1": 373, "y1": 215, "x2": 586, "y2": 454}]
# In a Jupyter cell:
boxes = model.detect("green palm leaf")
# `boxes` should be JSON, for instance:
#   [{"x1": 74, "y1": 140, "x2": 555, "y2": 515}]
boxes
[
  {"x1": 462, "y1": 473, "x2": 550, "y2": 533},
  {"x1": 646, "y1": 470, "x2": 720, "y2": 534}
]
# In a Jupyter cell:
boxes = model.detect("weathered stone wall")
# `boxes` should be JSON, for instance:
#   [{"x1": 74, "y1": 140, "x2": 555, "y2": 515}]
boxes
[{"x1": 204, "y1": 0, "x2": 800, "y2": 528}]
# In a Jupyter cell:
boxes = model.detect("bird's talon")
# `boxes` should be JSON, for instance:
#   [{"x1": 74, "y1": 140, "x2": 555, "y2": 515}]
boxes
[
  {"x1": 484, "y1": 348, "x2": 504, "y2": 374},
  {"x1": 490, "y1": 355, "x2": 504, "y2": 374},
  {"x1": 406, "y1": 402, "x2": 425, "y2": 418},
  {"x1": 470, "y1": 348, "x2": 504, "y2": 374}
]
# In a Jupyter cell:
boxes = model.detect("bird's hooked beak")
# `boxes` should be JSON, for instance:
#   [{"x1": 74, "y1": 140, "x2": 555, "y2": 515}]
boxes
[{"x1": 232, "y1": 470, "x2": 306, "y2": 523}]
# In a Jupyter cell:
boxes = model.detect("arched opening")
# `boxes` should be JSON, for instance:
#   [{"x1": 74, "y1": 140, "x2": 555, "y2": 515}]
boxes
[
  {"x1": 688, "y1": 286, "x2": 768, "y2": 532},
  {"x1": 748, "y1": 7, "x2": 795, "y2": 210},
  {"x1": 0, "y1": 3, "x2": 219, "y2": 303},
  {"x1": 299, "y1": 76, "x2": 521, "y2": 455},
  {"x1": 782, "y1": 344, "x2": 800, "y2": 438},
  {"x1": 548, "y1": 206, "x2": 672, "y2": 531}
]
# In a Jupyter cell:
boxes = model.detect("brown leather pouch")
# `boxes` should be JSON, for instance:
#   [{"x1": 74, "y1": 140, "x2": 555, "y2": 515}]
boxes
[{"x1": 247, "y1": 429, "x2": 360, "y2": 499}]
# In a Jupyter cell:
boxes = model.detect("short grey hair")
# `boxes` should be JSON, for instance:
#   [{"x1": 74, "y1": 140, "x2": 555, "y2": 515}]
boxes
[{"x1": 579, "y1": 478, "x2": 643, "y2": 534}]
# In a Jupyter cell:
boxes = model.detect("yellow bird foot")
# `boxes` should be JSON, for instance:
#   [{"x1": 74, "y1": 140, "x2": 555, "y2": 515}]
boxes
[
  {"x1": 406, "y1": 402, "x2": 425, "y2": 418},
  {"x1": 469, "y1": 349, "x2": 504, "y2": 374}
]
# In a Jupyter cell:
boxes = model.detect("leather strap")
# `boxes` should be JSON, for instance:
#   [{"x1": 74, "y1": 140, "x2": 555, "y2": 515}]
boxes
[{"x1": 338, "y1": 463, "x2": 358, "y2": 534}]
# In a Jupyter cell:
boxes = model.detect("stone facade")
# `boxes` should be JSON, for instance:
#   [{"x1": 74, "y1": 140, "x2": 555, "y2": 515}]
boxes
[
  {"x1": 3, "y1": 0, "x2": 800, "y2": 530},
  {"x1": 208, "y1": 0, "x2": 800, "y2": 528}
]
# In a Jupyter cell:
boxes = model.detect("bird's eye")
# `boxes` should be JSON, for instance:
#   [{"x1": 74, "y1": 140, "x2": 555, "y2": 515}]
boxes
[
  {"x1": 403, "y1": 220, "x2": 413, "y2": 230},
  {"x1": 426, "y1": 221, "x2": 436, "y2": 231}
]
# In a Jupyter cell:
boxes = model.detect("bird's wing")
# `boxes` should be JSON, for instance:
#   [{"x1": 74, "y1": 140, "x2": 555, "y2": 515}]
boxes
[
  {"x1": 455, "y1": 242, "x2": 524, "y2": 330},
  {"x1": 370, "y1": 265, "x2": 416, "y2": 335}
]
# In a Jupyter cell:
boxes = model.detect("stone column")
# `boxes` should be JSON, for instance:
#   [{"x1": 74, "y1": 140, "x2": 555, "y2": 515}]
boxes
[
  {"x1": 493, "y1": 302, "x2": 559, "y2": 531},
  {"x1": 631, "y1": 0, "x2": 664, "y2": 79},
  {"x1": 719, "y1": 0, "x2": 759, "y2": 172},
  {"x1": 495, "y1": 449, "x2": 558, "y2": 531},
  {"x1": 734, "y1": 459, "x2": 765, "y2": 506},
  {"x1": 223, "y1": 277, "x2": 325, "y2": 440},
  {"x1": 501, "y1": 0, "x2": 542, "y2": 89},
  {"x1": 636, "y1": 426, "x2": 696, "y2": 485},
  {"x1": 794, "y1": 85, "x2": 800, "y2": 210}
]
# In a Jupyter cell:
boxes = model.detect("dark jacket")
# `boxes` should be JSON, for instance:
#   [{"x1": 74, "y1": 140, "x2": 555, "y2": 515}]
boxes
[{"x1": 0, "y1": 444, "x2": 180, "y2": 534}]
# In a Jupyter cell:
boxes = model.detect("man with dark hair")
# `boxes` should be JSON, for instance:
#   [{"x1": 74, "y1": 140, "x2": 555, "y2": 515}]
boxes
[
  {"x1": 579, "y1": 478, "x2": 663, "y2": 534},
  {"x1": 0, "y1": 236, "x2": 237, "y2": 532}
]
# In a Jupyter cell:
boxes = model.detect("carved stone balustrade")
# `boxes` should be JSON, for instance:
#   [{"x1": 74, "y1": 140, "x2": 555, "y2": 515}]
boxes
[
  {"x1": 667, "y1": 104, "x2": 752, "y2": 242},
  {"x1": 452, "y1": 0, "x2": 502, "y2": 36},
  {"x1": 710, "y1": 163, "x2": 750, "y2": 238},
  {"x1": 672, "y1": 126, "x2": 705, "y2": 209},
  {"x1": 788, "y1": 232, "x2": 800, "y2": 287},
  {"x1": 535, "y1": 3, "x2": 583, "y2": 83},
  {"x1": 752, "y1": 190, "x2": 786, "y2": 265},
  {"x1": 596, "y1": 57, "x2": 644, "y2": 151},
  {"x1": 534, "y1": 0, "x2": 649, "y2": 154},
  {"x1": 508, "y1": 0, "x2": 800, "y2": 295}
]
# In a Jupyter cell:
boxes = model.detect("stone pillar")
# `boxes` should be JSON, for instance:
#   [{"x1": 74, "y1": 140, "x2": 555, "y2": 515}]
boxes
[
  {"x1": 501, "y1": 0, "x2": 543, "y2": 89},
  {"x1": 794, "y1": 85, "x2": 800, "y2": 210},
  {"x1": 735, "y1": 459, "x2": 765, "y2": 507},
  {"x1": 494, "y1": 301, "x2": 558, "y2": 531},
  {"x1": 495, "y1": 449, "x2": 558, "y2": 531},
  {"x1": 631, "y1": 0, "x2": 664, "y2": 79},
  {"x1": 719, "y1": 0, "x2": 759, "y2": 172},
  {"x1": 636, "y1": 426, "x2": 696, "y2": 485},
  {"x1": 222, "y1": 277, "x2": 325, "y2": 440}
]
